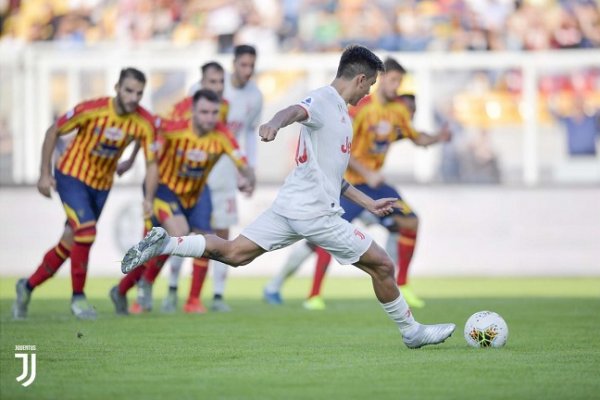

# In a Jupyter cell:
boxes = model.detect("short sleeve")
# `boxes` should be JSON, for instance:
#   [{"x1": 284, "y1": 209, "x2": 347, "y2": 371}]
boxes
[
  {"x1": 296, "y1": 91, "x2": 323, "y2": 129},
  {"x1": 56, "y1": 102, "x2": 92, "y2": 135}
]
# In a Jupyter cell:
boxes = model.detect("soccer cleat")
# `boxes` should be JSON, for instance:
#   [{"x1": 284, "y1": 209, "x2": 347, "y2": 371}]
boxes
[
  {"x1": 136, "y1": 277, "x2": 153, "y2": 312},
  {"x1": 161, "y1": 291, "x2": 178, "y2": 313},
  {"x1": 109, "y1": 285, "x2": 129, "y2": 315},
  {"x1": 303, "y1": 295, "x2": 326, "y2": 311},
  {"x1": 183, "y1": 298, "x2": 206, "y2": 314},
  {"x1": 402, "y1": 323, "x2": 456, "y2": 349},
  {"x1": 71, "y1": 295, "x2": 97, "y2": 320},
  {"x1": 210, "y1": 298, "x2": 232, "y2": 312},
  {"x1": 400, "y1": 285, "x2": 425, "y2": 308},
  {"x1": 12, "y1": 278, "x2": 31, "y2": 319},
  {"x1": 121, "y1": 227, "x2": 169, "y2": 274},
  {"x1": 263, "y1": 288, "x2": 283, "y2": 305}
]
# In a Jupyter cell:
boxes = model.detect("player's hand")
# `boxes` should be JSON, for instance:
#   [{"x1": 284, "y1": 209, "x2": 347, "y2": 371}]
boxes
[
  {"x1": 238, "y1": 168, "x2": 256, "y2": 196},
  {"x1": 368, "y1": 197, "x2": 398, "y2": 217},
  {"x1": 437, "y1": 123, "x2": 452, "y2": 142},
  {"x1": 142, "y1": 199, "x2": 153, "y2": 219},
  {"x1": 365, "y1": 171, "x2": 385, "y2": 189},
  {"x1": 37, "y1": 173, "x2": 56, "y2": 198},
  {"x1": 259, "y1": 122, "x2": 279, "y2": 142},
  {"x1": 116, "y1": 159, "x2": 134, "y2": 176}
]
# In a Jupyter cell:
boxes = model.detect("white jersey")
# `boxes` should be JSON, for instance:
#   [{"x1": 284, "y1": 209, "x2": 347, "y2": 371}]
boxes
[
  {"x1": 272, "y1": 85, "x2": 353, "y2": 220},
  {"x1": 208, "y1": 75, "x2": 263, "y2": 191}
]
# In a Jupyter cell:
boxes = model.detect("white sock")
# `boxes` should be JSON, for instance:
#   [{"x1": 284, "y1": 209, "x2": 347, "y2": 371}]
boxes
[
  {"x1": 381, "y1": 293, "x2": 419, "y2": 336},
  {"x1": 162, "y1": 235, "x2": 206, "y2": 258},
  {"x1": 168, "y1": 256, "x2": 184, "y2": 288},
  {"x1": 265, "y1": 241, "x2": 313, "y2": 293},
  {"x1": 212, "y1": 261, "x2": 228, "y2": 297}
]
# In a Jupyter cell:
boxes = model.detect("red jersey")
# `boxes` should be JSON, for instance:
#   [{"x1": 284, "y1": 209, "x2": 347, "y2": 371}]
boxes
[
  {"x1": 55, "y1": 97, "x2": 157, "y2": 190},
  {"x1": 157, "y1": 119, "x2": 246, "y2": 208},
  {"x1": 345, "y1": 93, "x2": 419, "y2": 185}
]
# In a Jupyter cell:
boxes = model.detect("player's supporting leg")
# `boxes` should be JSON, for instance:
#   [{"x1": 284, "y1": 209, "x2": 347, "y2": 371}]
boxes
[
  {"x1": 263, "y1": 241, "x2": 314, "y2": 305},
  {"x1": 210, "y1": 228, "x2": 232, "y2": 312},
  {"x1": 161, "y1": 256, "x2": 184, "y2": 313},
  {"x1": 69, "y1": 222, "x2": 98, "y2": 319},
  {"x1": 184, "y1": 258, "x2": 209, "y2": 313},
  {"x1": 355, "y1": 241, "x2": 454, "y2": 349},
  {"x1": 303, "y1": 247, "x2": 331, "y2": 311}
]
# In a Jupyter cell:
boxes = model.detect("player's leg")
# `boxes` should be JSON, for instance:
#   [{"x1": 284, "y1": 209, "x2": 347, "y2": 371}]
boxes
[
  {"x1": 373, "y1": 183, "x2": 424, "y2": 308},
  {"x1": 205, "y1": 186, "x2": 236, "y2": 312},
  {"x1": 183, "y1": 188, "x2": 213, "y2": 313},
  {"x1": 303, "y1": 247, "x2": 331, "y2": 310},
  {"x1": 263, "y1": 240, "x2": 315, "y2": 305},
  {"x1": 13, "y1": 224, "x2": 74, "y2": 319},
  {"x1": 55, "y1": 171, "x2": 108, "y2": 319},
  {"x1": 161, "y1": 255, "x2": 184, "y2": 313},
  {"x1": 121, "y1": 208, "x2": 299, "y2": 273},
  {"x1": 297, "y1": 215, "x2": 454, "y2": 348}
]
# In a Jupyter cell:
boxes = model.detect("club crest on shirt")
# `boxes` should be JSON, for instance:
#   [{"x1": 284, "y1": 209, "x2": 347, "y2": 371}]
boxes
[
  {"x1": 186, "y1": 149, "x2": 207, "y2": 162},
  {"x1": 104, "y1": 127, "x2": 124, "y2": 141},
  {"x1": 375, "y1": 120, "x2": 392, "y2": 137}
]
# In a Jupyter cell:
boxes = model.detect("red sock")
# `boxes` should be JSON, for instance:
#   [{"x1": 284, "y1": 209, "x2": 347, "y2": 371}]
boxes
[
  {"x1": 28, "y1": 241, "x2": 71, "y2": 288},
  {"x1": 188, "y1": 258, "x2": 208, "y2": 301},
  {"x1": 118, "y1": 266, "x2": 145, "y2": 295},
  {"x1": 143, "y1": 255, "x2": 168, "y2": 283},
  {"x1": 71, "y1": 225, "x2": 96, "y2": 295},
  {"x1": 309, "y1": 247, "x2": 331, "y2": 298},
  {"x1": 397, "y1": 228, "x2": 417, "y2": 286}
]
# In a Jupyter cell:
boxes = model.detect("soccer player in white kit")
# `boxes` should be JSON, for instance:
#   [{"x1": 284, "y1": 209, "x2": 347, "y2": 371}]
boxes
[{"x1": 122, "y1": 45, "x2": 455, "y2": 349}]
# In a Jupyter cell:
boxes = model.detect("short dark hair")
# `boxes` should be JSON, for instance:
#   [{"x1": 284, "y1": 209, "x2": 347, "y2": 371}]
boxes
[
  {"x1": 201, "y1": 61, "x2": 224, "y2": 76},
  {"x1": 234, "y1": 44, "x2": 257, "y2": 59},
  {"x1": 384, "y1": 57, "x2": 406, "y2": 74},
  {"x1": 118, "y1": 67, "x2": 146, "y2": 85},
  {"x1": 335, "y1": 45, "x2": 384, "y2": 79},
  {"x1": 192, "y1": 89, "x2": 220, "y2": 105}
]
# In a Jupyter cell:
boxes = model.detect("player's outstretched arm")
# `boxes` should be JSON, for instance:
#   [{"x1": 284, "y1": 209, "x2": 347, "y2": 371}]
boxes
[
  {"x1": 259, "y1": 105, "x2": 307, "y2": 142},
  {"x1": 341, "y1": 180, "x2": 397, "y2": 217},
  {"x1": 38, "y1": 124, "x2": 60, "y2": 198},
  {"x1": 237, "y1": 165, "x2": 256, "y2": 196},
  {"x1": 411, "y1": 124, "x2": 452, "y2": 147},
  {"x1": 142, "y1": 161, "x2": 159, "y2": 218}
]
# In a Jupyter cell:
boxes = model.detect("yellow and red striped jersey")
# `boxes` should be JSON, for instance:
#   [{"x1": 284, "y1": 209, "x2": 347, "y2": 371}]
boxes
[
  {"x1": 157, "y1": 119, "x2": 246, "y2": 208},
  {"x1": 170, "y1": 96, "x2": 229, "y2": 123},
  {"x1": 55, "y1": 97, "x2": 157, "y2": 190},
  {"x1": 345, "y1": 93, "x2": 419, "y2": 185}
]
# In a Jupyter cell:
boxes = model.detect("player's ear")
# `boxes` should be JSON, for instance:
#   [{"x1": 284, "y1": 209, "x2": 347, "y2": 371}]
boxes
[{"x1": 355, "y1": 73, "x2": 367, "y2": 88}]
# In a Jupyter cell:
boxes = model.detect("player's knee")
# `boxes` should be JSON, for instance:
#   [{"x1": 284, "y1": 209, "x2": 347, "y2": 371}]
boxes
[
  {"x1": 374, "y1": 257, "x2": 395, "y2": 281},
  {"x1": 74, "y1": 224, "x2": 97, "y2": 244},
  {"x1": 397, "y1": 215, "x2": 419, "y2": 232}
]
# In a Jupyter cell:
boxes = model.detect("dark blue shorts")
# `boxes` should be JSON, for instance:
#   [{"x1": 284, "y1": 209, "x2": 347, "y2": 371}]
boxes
[
  {"x1": 153, "y1": 184, "x2": 212, "y2": 232},
  {"x1": 55, "y1": 169, "x2": 110, "y2": 228},
  {"x1": 340, "y1": 183, "x2": 415, "y2": 229}
]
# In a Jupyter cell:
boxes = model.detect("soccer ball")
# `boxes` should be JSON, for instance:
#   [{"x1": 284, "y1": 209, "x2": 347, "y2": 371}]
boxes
[{"x1": 464, "y1": 311, "x2": 509, "y2": 348}]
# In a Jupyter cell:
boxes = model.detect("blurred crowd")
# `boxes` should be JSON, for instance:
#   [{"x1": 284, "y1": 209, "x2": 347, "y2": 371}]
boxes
[{"x1": 1, "y1": 0, "x2": 599, "y2": 52}]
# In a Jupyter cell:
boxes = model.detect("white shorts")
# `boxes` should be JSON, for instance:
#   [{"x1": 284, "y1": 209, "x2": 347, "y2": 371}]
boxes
[
  {"x1": 210, "y1": 187, "x2": 238, "y2": 230},
  {"x1": 241, "y1": 208, "x2": 373, "y2": 265}
]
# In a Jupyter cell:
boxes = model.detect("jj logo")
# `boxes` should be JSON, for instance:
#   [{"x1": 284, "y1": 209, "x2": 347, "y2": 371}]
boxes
[{"x1": 15, "y1": 345, "x2": 36, "y2": 387}]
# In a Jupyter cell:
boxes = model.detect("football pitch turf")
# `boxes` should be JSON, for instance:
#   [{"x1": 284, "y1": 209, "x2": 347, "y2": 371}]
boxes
[{"x1": 1, "y1": 277, "x2": 599, "y2": 400}]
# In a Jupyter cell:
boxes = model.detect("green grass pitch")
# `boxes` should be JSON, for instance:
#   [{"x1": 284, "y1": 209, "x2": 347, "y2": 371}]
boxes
[{"x1": 1, "y1": 277, "x2": 599, "y2": 400}]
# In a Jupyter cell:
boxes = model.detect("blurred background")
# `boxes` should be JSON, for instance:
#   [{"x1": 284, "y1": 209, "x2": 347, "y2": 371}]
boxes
[{"x1": 0, "y1": 0, "x2": 599, "y2": 278}]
